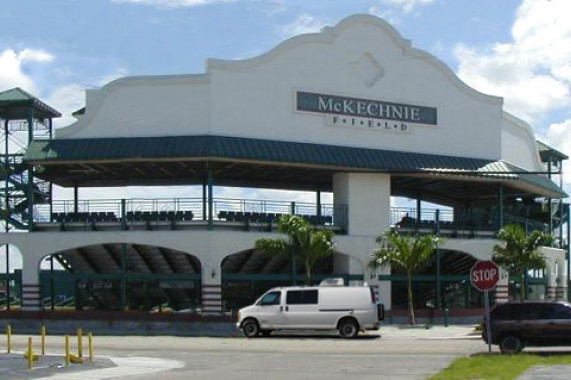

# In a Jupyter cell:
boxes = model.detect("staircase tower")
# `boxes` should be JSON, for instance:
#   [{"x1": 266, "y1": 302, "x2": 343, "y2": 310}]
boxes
[{"x1": 0, "y1": 87, "x2": 60, "y2": 232}]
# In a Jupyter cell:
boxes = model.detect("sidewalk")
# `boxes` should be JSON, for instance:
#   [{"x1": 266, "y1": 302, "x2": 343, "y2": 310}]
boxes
[{"x1": 516, "y1": 365, "x2": 571, "y2": 380}]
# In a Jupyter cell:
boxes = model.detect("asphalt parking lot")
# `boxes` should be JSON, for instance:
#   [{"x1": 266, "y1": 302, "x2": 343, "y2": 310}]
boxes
[{"x1": 1, "y1": 325, "x2": 486, "y2": 380}]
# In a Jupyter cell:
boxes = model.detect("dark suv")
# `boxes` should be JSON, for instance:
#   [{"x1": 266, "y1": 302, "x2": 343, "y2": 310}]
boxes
[{"x1": 483, "y1": 300, "x2": 571, "y2": 354}]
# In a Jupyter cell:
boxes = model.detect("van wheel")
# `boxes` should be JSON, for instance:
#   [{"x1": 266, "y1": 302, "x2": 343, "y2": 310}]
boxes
[
  {"x1": 499, "y1": 335, "x2": 524, "y2": 354},
  {"x1": 242, "y1": 319, "x2": 260, "y2": 338},
  {"x1": 260, "y1": 329, "x2": 272, "y2": 337},
  {"x1": 339, "y1": 319, "x2": 359, "y2": 339}
]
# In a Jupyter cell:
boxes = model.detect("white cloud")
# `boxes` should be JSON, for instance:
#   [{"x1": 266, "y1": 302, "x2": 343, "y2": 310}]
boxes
[
  {"x1": 368, "y1": 6, "x2": 401, "y2": 25},
  {"x1": 381, "y1": 0, "x2": 436, "y2": 14},
  {"x1": 0, "y1": 49, "x2": 54, "y2": 94},
  {"x1": 111, "y1": 0, "x2": 236, "y2": 8},
  {"x1": 545, "y1": 119, "x2": 571, "y2": 189},
  {"x1": 17, "y1": 48, "x2": 54, "y2": 63},
  {"x1": 278, "y1": 14, "x2": 328, "y2": 39},
  {"x1": 369, "y1": 0, "x2": 436, "y2": 24},
  {"x1": 454, "y1": 0, "x2": 571, "y2": 123},
  {"x1": 47, "y1": 84, "x2": 86, "y2": 127}
]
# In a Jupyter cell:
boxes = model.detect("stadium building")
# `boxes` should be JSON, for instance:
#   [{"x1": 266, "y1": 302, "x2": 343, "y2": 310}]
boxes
[{"x1": 0, "y1": 14, "x2": 568, "y2": 318}]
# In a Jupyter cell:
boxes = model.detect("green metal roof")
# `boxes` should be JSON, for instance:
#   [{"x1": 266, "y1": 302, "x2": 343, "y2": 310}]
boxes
[
  {"x1": 0, "y1": 87, "x2": 61, "y2": 119},
  {"x1": 25, "y1": 134, "x2": 566, "y2": 197}
]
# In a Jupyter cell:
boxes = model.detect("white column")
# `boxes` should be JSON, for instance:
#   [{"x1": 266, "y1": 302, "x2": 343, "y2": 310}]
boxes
[
  {"x1": 541, "y1": 246, "x2": 566, "y2": 300},
  {"x1": 21, "y1": 251, "x2": 41, "y2": 311},
  {"x1": 333, "y1": 173, "x2": 391, "y2": 237},
  {"x1": 333, "y1": 173, "x2": 392, "y2": 308},
  {"x1": 494, "y1": 268, "x2": 509, "y2": 304},
  {"x1": 201, "y1": 258, "x2": 222, "y2": 313}
]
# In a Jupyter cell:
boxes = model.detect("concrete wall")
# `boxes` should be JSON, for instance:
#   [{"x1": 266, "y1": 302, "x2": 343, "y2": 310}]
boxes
[{"x1": 501, "y1": 112, "x2": 543, "y2": 171}]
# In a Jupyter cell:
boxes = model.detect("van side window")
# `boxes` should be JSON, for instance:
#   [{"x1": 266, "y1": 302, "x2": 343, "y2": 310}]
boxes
[
  {"x1": 286, "y1": 290, "x2": 318, "y2": 305},
  {"x1": 260, "y1": 291, "x2": 281, "y2": 306}
]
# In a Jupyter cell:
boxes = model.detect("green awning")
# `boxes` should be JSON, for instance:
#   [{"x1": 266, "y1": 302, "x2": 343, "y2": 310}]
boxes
[{"x1": 25, "y1": 134, "x2": 566, "y2": 197}]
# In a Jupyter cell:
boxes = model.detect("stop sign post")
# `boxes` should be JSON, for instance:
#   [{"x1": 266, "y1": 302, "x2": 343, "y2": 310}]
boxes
[{"x1": 471, "y1": 260, "x2": 500, "y2": 353}]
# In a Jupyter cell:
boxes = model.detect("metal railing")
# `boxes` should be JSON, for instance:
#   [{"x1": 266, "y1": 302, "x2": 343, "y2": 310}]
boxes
[
  {"x1": 391, "y1": 206, "x2": 549, "y2": 237},
  {"x1": 33, "y1": 197, "x2": 348, "y2": 230}
]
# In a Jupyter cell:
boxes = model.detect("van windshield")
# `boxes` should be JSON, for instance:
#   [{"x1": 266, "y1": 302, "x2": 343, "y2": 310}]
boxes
[{"x1": 260, "y1": 291, "x2": 281, "y2": 306}]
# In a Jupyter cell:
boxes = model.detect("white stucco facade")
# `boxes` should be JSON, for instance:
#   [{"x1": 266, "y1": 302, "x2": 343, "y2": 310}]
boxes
[{"x1": 57, "y1": 15, "x2": 542, "y2": 170}]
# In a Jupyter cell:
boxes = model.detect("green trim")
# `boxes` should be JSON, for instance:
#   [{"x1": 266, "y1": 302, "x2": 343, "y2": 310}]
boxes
[
  {"x1": 25, "y1": 135, "x2": 565, "y2": 197},
  {"x1": 43, "y1": 273, "x2": 202, "y2": 281},
  {"x1": 378, "y1": 274, "x2": 469, "y2": 282},
  {"x1": 222, "y1": 274, "x2": 363, "y2": 282}
]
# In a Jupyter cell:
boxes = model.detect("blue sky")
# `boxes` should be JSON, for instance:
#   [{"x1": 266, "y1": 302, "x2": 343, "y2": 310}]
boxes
[{"x1": 0, "y1": 0, "x2": 570, "y2": 198}]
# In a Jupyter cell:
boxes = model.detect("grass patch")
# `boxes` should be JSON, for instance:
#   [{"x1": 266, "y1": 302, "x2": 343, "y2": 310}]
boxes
[{"x1": 428, "y1": 353, "x2": 571, "y2": 380}]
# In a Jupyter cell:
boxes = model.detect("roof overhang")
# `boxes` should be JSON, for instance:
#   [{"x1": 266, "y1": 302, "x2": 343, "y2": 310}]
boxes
[{"x1": 25, "y1": 135, "x2": 566, "y2": 201}]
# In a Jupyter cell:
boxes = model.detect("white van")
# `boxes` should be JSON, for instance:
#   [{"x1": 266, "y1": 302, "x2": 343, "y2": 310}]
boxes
[{"x1": 236, "y1": 279, "x2": 384, "y2": 338}]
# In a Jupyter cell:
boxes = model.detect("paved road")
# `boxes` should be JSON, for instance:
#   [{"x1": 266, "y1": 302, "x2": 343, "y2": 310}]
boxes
[{"x1": 4, "y1": 326, "x2": 486, "y2": 380}]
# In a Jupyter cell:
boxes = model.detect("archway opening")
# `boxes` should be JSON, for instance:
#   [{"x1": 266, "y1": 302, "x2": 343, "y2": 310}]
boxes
[
  {"x1": 39, "y1": 243, "x2": 201, "y2": 312},
  {"x1": 386, "y1": 250, "x2": 484, "y2": 310},
  {"x1": 221, "y1": 249, "x2": 342, "y2": 311},
  {"x1": 0, "y1": 244, "x2": 23, "y2": 310}
]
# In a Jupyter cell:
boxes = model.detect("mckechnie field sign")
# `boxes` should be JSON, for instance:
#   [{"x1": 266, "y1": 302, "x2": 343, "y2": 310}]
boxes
[{"x1": 296, "y1": 91, "x2": 437, "y2": 125}]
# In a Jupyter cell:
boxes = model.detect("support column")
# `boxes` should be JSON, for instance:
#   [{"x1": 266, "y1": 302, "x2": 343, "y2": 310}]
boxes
[
  {"x1": 26, "y1": 108, "x2": 35, "y2": 230},
  {"x1": 494, "y1": 268, "x2": 509, "y2": 304},
  {"x1": 202, "y1": 182, "x2": 207, "y2": 221},
  {"x1": 201, "y1": 258, "x2": 222, "y2": 313},
  {"x1": 4, "y1": 244, "x2": 10, "y2": 311},
  {"x1": 332, "y1": 173, "x2": 391, "y2": 236},
  {"x1": 120, "y1": 243, "x2": 127, "y2": 310},
  {"x1": 73, "y1": 186, "x2": 79, "y2": 213},
  {"x1": 21, "y1": 253, "x2": 41, "y2": 311},
  {"x1": 316, "y1": 191, "x2": 321, "y2": 222},
  {"x1": 498, "y1": 185, "x2": 504, "y2": 229},
  {"x1": 416, "y1": 197, "x2": 421, "y2": 232},
  {"x1": 542, "y1": 246, "x2": 566, "y2": 300},
  {"x1": 435, "y1": 209, "x2": 441, "y2": 309},
  {"x1": 207, "y1": 169, "x2": 213, "y2": 230}
]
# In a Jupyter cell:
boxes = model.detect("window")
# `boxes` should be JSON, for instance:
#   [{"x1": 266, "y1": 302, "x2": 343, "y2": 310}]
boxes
[
  {"x1": 491, "y1": 304, "x2": 517, "y2": 320},
  {"x1": 521, "y1": 304, "x2": 545, "y2": 320},
  {"x1": 542, "y1": 304, "x2": 571, "y2": 319},
  {"x1": 286, "y1": 290, "x2": 318, "y2": 305},
  {"x1": 260, "y1": 291, "x2": 281, "y2": 306}
]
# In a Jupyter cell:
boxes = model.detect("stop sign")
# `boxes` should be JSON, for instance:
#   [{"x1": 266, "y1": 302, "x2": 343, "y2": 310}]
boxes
[{"x1": 470, "y1": 261, "x2": 500, "y2": 291}]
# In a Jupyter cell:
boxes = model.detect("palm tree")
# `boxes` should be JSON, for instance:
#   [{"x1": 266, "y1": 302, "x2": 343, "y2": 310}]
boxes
[
  {"x1": 492, "y1": 224, "x2": 552, "y2": 300},
  {"x1": 255, "y1": 215, "x2": 335, "y2": 285},
  {"x1": 369, "y1": 231, "x2": 440, "y2": 325}
]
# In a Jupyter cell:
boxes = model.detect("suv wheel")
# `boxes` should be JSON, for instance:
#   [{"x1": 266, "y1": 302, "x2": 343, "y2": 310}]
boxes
[
  {"x1": 339, "y1": 319, "x2": 359, "y2": 339},
  {"x1": 242, "y1": 319, "x2": 260, "y2": 338},
  {"x1": 499, "y1": 335, "x2": 523, "y2": 354}
]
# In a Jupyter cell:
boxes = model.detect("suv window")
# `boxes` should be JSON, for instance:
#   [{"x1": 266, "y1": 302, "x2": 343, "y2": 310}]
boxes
[
  {"x1": 260, "y1": 291, "x2": 281, "y2": 306},
  {"x1": 492, "y1": 303, "x2": 571, "y2": 321},
  {"x1": 537, "y1": 304, "x2": 571, "y2": 319},
  {"x1": 286, "y1": 290, "x2": 318, "y2": 305},
  {"x1": 491, "y1": 304, "x2": 518, "y2": 320},
  {"x1": 520, "y1": 304, "x2": 545, "y2": 320}
]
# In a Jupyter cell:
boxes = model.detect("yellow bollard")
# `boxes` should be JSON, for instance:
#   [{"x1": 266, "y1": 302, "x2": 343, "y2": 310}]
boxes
[
  {"x1": 41, "y1": 326, "x2": 46, "y2": 356},
  {"x1": 65, "y1": 335, "x2": 70, "y2": 366},
  {"x1": 88, "y1": 333, "x2": 93, "y2": 362},
  {"x1": 6, "y1": 324, "x2": 11, "y2": 354},
  {"x1": 77, "y1": 328, "x2": 83, "y2": 358},
  {"x1": 27, "y1": 337, "x2": 33, "y2": 370}
]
